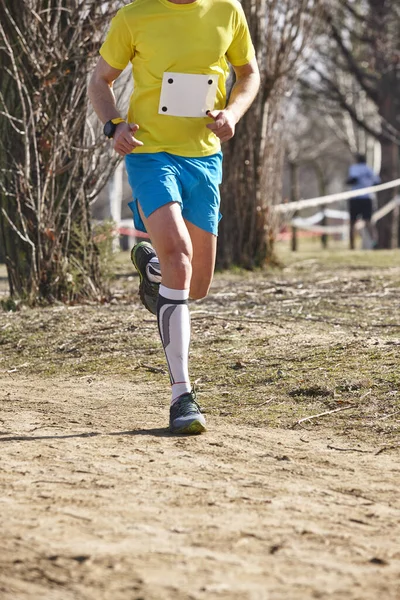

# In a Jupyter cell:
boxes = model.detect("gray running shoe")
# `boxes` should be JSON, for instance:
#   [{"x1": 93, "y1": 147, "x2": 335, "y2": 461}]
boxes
[
  {"x1": 169, "y1": 390, "x2": 206, "y2": 435},
  {"x1": 131, "y1": 242, "x2": 160, "y2": 315}
]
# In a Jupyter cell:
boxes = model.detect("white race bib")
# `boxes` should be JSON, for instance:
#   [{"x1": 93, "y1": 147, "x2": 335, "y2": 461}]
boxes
[{"x1": 158, "y1": 72, "x2": 219, "y2": 118}]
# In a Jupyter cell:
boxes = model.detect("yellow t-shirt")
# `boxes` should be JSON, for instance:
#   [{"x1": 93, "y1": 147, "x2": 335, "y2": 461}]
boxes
[{"x1": 100, "y1": 0, "x2": 255, "y2": 157}]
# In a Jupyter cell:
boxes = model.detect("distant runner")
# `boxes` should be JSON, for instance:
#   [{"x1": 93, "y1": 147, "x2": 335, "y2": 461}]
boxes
[{"x1": 346, "y1": 153, "x2": 380, "y2": 249}]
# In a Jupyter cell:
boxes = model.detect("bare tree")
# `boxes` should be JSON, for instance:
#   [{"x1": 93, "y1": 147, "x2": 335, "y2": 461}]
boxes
[
  {"x1": 217, "y1": 0, "x2": 321, "y2": 269},
  {"x1": 0, "y1": 0, "x2": 123, "y2": 303},
  {"x1": 304, "y1": 0, "x2": 400, "y2": 248}
]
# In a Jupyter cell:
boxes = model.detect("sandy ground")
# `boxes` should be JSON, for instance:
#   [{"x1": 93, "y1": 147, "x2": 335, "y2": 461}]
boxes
[
  {"x1": 1, "y1": 375, "x2": 399, "y2": 600},
  {"x1": 1, "y1": 251, "x2": 400, "y2": 599}
]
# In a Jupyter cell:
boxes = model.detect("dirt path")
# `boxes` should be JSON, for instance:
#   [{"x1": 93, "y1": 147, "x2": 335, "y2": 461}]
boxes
[
  {"x1": 1, "y1": 250, "x2": 400, "y2": 598},
  {"x1": 1, "y1": 375, "x2": 399, "y2": 600}
]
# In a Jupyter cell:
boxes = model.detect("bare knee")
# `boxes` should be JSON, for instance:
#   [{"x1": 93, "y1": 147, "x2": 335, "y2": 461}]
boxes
[{"x1": 160, "y1": 243, "x2": 192, "y2": 289}]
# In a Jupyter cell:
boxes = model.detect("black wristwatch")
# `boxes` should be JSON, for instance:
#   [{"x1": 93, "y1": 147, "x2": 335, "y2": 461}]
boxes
[{"x1": 103, "y1": 118, "x2": 125, "y2": 139}]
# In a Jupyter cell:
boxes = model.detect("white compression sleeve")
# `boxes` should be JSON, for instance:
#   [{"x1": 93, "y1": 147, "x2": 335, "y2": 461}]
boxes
[{"x1": 157, "y1": 285, "x2": 191, "y2": 403}]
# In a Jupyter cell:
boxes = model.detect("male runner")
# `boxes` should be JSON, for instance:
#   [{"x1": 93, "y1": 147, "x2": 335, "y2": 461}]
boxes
[
  {"x1": 88, "y1": 0, "x2": 260, "y2": 434},
  {"x1": 346, "y1": 153, "x2": 380, "y2": 249}
]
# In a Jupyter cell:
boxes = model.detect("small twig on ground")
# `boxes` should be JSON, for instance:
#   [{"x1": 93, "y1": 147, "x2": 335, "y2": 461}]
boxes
[
  {"x1": 291, "y1": 405, "x2": 356, "y2": 429},
  {"x1": 370, "y1": 323, "x2": 400, "y2": 328},
  {"x1": 376, "y1": 410, "x2": 400, "y2": 421},
  {"x1": 241, "y1": 398, "x2": 275, "y2": 408},
  {"x1": 191, "y1": 312, "x2": 284, "y2": 328},
  {"x1": 258, "y1": 398, "x2": 275, "y2": 407},
  {"x1": 138, "y1": 363, "x2": 167, "y2": 374},
  {"x1": 375, "y1": 444, "x2": 400, "y2": 456},
  {"x1": 327, "y1": 445, "x2": 372, "y2": 453},
  {"x1": 334, "y1": 488, "x2": 375, "y2": 504},
  {"x1": 285, "y1": 313, "x2": 342, "y2": 325},
  {"x1": 61, "y1": 511, "x2": 92, "y2": 522}
]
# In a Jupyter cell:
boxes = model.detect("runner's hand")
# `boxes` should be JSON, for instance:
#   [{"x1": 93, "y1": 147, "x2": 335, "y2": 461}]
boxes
[
  {"x1": 113, "y1": 122, "x2": 143, "y2": 156},
  {"x1": 206, "y1": 109, "x2": 236, "y2": 143}
]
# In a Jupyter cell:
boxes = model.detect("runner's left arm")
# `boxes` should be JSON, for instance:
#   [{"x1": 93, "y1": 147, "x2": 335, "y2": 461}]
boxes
[{"x1": 206, "y1": 58, "x2": 260, "y2": 143}]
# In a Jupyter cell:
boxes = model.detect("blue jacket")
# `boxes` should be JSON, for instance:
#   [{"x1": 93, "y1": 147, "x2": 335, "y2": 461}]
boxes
[{"x1": 347, "y1": 163, "x2": 381, "y2": 200}]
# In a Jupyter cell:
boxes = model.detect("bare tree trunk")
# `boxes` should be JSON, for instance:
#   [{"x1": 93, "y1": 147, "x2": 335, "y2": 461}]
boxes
[
  {"x1": 312, "y1": 162, "x2": 329, "y2": 248},
  {"x1": 289, "y1": 161, "x2": 300, "y2": 252},
  {"x1": 0, "y1": 0, "x2": 121, "y2": 303},
  {"x1": 217, "y1": 0, "x2": 320, "y2": 269},
  {"x1": 217, "y1": 84, "x2": 281, "y2": 268},
  {"x1": 377, "y1": 74, "x2": 400, "y2": 248},
  {"x1": 378, "y1": 139, "x2": 399, "y2": 248}
]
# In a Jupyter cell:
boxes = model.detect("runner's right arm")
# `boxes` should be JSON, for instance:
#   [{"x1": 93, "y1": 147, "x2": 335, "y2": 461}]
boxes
[{"x1": 88, "y1": 57, "x2": 143, "y2": 156}]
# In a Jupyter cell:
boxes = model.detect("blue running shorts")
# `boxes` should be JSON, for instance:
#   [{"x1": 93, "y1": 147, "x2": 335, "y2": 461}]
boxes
[{"x1": 125, "y1": 151, "x2": 223, "y2": 236}]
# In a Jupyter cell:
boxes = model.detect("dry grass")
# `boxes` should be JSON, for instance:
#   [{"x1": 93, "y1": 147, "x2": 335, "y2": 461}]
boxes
[{"x1": 1, "y1": 244, "x2": 400, "y2": 445}]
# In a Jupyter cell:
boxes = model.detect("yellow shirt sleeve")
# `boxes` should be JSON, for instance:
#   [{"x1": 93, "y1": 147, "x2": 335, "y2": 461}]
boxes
[
  {"x1": 226, "y1": 2, "x2": 255, "y2": 66},
  {"x1": 100, "y1": 9, "x2": 135, "y2": 71}
]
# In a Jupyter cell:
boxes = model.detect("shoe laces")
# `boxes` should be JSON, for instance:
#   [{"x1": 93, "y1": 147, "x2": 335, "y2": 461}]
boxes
[{"x1": 174, "y1": 391, "x2": 201, "y2": 416}]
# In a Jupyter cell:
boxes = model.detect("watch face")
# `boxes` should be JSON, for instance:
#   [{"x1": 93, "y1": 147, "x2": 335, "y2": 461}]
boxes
[{"x1": 103, "y1": 120, "x2": 116, "y2": 138}]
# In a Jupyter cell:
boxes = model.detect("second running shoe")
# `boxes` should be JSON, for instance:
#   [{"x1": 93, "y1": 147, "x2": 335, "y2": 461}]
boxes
[{"x1": 131, "y1": 241, "x2": 161, "y2": 315}]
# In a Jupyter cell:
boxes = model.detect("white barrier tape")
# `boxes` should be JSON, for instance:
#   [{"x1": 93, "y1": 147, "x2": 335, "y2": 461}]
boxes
[
  {"x1": 292, "y1": 214, "x2": 349, "y2": 229},
  {"x1": 293, "y1": 211, "x2": 327, "y2": 226},
  {"x1": 291, "y1": 223, "x2": 346, "y2": 234},
  {"x1": 288, "y1": 196, "x2": 400, "y2": 234},
  {"x1": 324, "y1": 209, "x2": 349, "y2": 220},
  {"x1": 274, "y1": 178, "x2": 400, "y2": 214},
  {"x1": 292, "y1": 210, "x2": 350, "y2": 227},
  {"x1": 371, "y1": 196, "x2": 400, "y2": 224}
]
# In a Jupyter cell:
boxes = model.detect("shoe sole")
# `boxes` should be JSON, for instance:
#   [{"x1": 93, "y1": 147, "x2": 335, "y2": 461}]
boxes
[
  {"x1": 130, "y1": 245, "x2": 146, "y2": 285},
  {"x1": 131, "y1": 244, "x2": 158, "y2": 315},
  {"x1": 170, "y1": 419, "x2": 206, "y2": 435}
]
